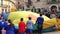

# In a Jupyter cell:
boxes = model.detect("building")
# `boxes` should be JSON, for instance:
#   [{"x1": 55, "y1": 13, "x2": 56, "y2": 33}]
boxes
[
  {"x1": 0, "y1": 0, "x2": 60, "y2": 13},
  {"x1": 24, "y1": 0, "x2": 60, "y2": 11},
  {"x1": 0, "y1": 0, "x2": 17, "y2": 13}
]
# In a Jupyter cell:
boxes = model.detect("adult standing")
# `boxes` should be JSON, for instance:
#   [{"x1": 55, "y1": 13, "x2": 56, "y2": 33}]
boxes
[{"x1": 36, "y1": 14, "x2": 44, "y2": 34}]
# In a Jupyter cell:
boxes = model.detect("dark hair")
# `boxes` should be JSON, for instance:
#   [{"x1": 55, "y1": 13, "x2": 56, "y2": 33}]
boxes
[
  {"x1": 28, "y1": 17, "x2": 31, "y2": 20},
  {"x1": 8, "y1": 19, "x2": 14, "y2": 28},
  {"x1": 0, "y1": 17, "x2": 1, "y2": 20},
  {"x1": 20, "y1": 18, "x2": 23, "y2": 21},
  {"x1": 40, "y1": 14, "x2": 42, "y2": 16},
  {"x1": 1, "y1": 15, "x2": 3, "y2": 17},
  {"x1": 5, "y1": 19, "x2": 8, "y2": 21}
]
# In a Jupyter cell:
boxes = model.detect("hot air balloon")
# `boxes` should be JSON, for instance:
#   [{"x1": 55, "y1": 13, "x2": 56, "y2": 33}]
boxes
[{"x1": 7, "y1": 11, "x2": 57, "y2": 32}]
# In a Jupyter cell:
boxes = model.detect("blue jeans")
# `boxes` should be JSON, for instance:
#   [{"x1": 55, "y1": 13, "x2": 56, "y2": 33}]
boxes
[
  {"x1": 19, "y1": 32, "x2": 26, "y2": 34},
  {"x1": 38, "y1": 24, "x2": 43, "y2": 34},
  {"x1": 26, "y1": 29, "x2": 32, "y2": 33}
]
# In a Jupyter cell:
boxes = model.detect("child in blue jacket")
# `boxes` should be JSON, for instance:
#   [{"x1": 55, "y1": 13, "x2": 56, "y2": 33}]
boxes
[
  {"x1": 4, "y1": 19, "x2": 15, "y2": 34},
  {"x1": 0, "y1": 17, "x2": 4, "y2": 34}
]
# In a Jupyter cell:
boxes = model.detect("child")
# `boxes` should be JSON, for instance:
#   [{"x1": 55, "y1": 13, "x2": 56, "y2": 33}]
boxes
[
  {"x1": 18, "y1": 18, "x2": 26, "y2": 34},
  {"x1": 0, "y1": 17, "x2": 3, "y2": 34},
  {"x1": 26, "y1": 17, "x2": 34, "y2": 34},
  {"x1": 2, "y1": 19, "x2": 8, "y2": 34},
  {"x1": 5, "y1": 19, "x2": 15, "y2": 34},
  {"x1": 1, "y1": 28, "x2": 6, "y2": 34}
]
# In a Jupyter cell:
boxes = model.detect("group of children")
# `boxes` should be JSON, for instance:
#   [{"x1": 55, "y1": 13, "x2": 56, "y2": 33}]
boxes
[
  {"x1": 0, "y1": 15, "x2": 15, "y2": 34},
  {"x1": 0, "y1": 13, "x2": 44, "y2": 34},
  {"x1": 18, "y1": 14, "x2": 44, "y2": 34},
  {"x1": 0, "y1": 14, "x2": 34, "y2": 34},
  {"x1": 18, "y1": 17, "x2": 34, "y2": 34}
]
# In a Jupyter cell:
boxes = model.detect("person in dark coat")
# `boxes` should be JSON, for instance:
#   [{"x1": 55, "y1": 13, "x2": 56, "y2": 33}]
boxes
[
  {"x1": 36, "y1": 14, "x2": 44, "y2": 34},
  {"x1": 5, "y1": 19, "x2": 15, "y2": 34}
]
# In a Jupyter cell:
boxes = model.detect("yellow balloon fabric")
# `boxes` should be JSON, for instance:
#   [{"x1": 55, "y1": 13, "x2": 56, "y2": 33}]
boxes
[
  {"x1": 8, "y1": 11, "x2": 57, "y2": 29},
  {"x1": 56, "y1": 18, "x2": 60, "y2": 30},
  {"x1": 43, "y1": 18, "x2": 57, "y2": 29}
]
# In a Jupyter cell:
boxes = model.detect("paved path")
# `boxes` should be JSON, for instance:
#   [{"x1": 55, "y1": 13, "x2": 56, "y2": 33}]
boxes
[
  {"x1": 33, "y1": 31, "x2": 60, "y2": 34},
  {"x1": 43, "y1": 31, "x2": 60, "y2": 34}
]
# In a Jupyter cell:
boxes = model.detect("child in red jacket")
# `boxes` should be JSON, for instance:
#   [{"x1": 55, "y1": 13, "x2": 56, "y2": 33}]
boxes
[{"x1": 18, "y1": 18, "x2": 26, "y2": 34}]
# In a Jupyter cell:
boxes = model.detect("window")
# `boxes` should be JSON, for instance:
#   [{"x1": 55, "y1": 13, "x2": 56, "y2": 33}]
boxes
[
  {"x1": 48, "y1": 0, "x2": 58, "y2": 4},
  {"x1": 27, "y1": 0, "x2": 32, "y2": 8},
  {"x1": 51, "y1": 6, "x2": 57, "y2": 11},
  {"x1": 52, "y1": 0, "x2": 56, "y2": 2},
  {"x1": 58, "y1": 0, "x2": 60, "y2": 2},
  {"x1": 0, "y1": 0, "x2": 3, "y2": 6},
  {"x1": 37, "y1": 0, "x2": 40, "y2": 2},
  {"x1": 27, "y1": 4, "x2": 30, "y2": 8},
  {"x1": 28, "y1": 0, "x2": 31, "y2": 5}
]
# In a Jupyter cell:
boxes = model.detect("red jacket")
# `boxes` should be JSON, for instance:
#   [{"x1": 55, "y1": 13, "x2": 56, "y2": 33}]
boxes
[{"x1": 18, "y1": 21, "x2": 26, "y2": 33}]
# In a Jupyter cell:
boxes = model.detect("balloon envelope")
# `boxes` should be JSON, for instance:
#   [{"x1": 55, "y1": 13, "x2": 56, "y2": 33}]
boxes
[{"x1": 8, "y1": 11, "x2": 57, "y2": 32}]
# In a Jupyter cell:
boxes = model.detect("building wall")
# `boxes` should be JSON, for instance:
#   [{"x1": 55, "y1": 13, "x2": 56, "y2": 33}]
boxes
[
  {"x1": 0, "y1": 0, "x2": 16, "y2": 13},
  {"x1": 24, "y1": 0, "x2": 60, "y2": 11}
]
